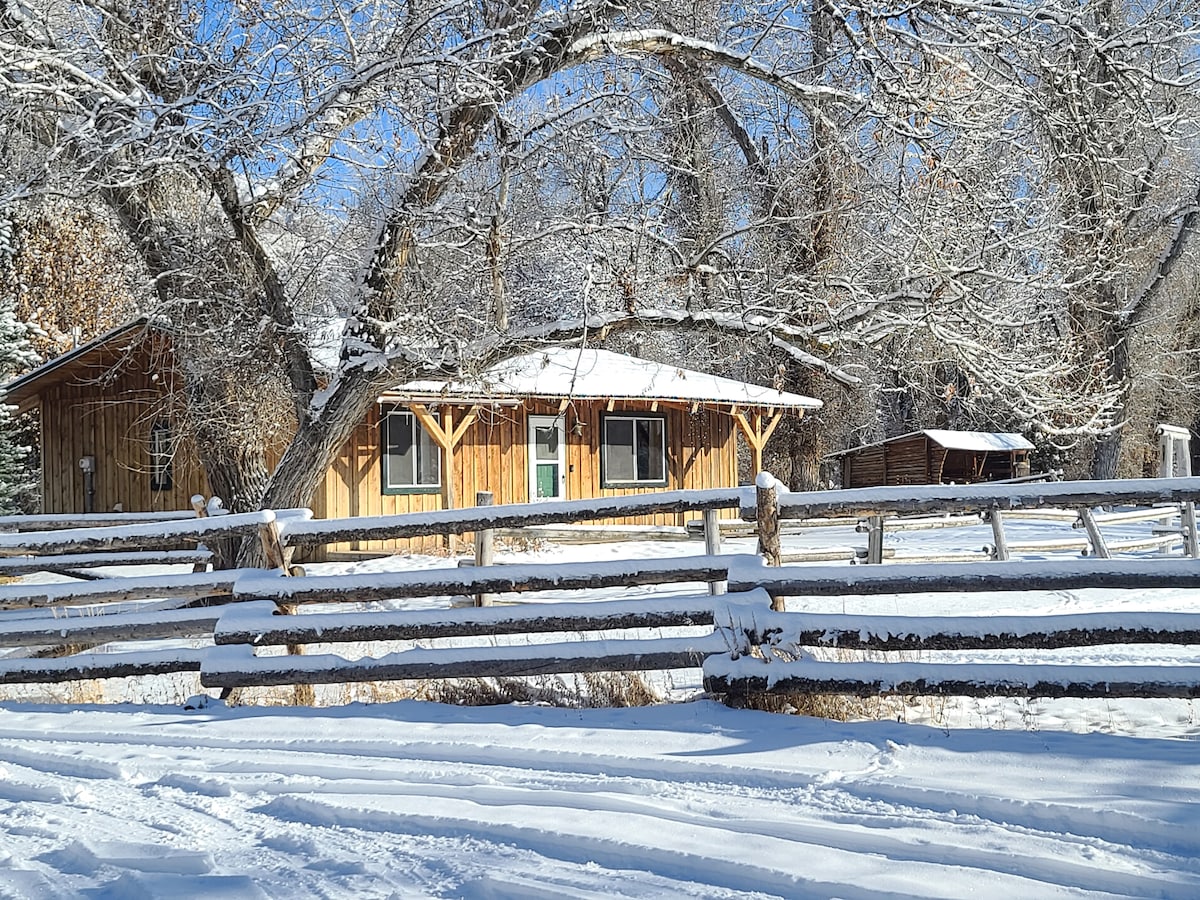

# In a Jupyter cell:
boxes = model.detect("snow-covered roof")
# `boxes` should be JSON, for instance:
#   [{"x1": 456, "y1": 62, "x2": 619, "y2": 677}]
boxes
[
  {"x1": 828, "y1": 430, "x2": 1034, "y2": 457},
  {"x1": 921, "y1": 430, "x2": 1034, "y2": 451},
  {"x1": 384, "y1": 348, "x2": 822, "y2": 411}
]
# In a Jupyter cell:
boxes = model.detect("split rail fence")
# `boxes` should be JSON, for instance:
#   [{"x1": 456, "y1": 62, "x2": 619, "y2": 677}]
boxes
[{"x1": 0, "y1": 477, "x2": 1199, "y2": 703}]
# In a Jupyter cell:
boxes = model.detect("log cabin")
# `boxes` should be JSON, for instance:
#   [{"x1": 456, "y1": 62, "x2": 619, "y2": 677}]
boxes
[
  {"x1": 2, "y1": 323, "x2": 821, "y2": 552},
  {"x1": 830, "y1": 430, "x2": 1034, "y2": 489}
]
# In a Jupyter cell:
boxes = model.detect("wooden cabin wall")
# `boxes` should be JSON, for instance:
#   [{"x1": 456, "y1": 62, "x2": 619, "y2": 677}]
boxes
[
  {"x1": 317, "y1": 399, "x2": 740, "y2": 556},
  {"x1": 37, "y1": 366, "x2": 208, "y2": 515},
  {"x1": 580, "y1": 400, "x2": 736, "y2": 528},
  {"x1": 844, "y1": 446, "x2": 885, "y2": 488},
  {"x1": 885, "y1": 435, "x2": 930, "y2": 484}
]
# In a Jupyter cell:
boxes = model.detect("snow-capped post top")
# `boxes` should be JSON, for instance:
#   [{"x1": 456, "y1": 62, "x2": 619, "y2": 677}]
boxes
[{"x1": 755, "y1": 473, "x2": 782, "y2": 577}]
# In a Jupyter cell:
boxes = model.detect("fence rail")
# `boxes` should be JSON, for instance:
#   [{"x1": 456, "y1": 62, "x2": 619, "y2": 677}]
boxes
[{"x1": 0, "y1": 478, "x2": 1198, "y2": 703}]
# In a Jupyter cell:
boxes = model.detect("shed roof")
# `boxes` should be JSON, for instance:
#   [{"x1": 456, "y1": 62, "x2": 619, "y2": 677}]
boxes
[
  {"x1": 828, "y1": 429, "x2": 1034, "y2": 457},
  {"x1": 0, "y1": 319, "x2": 153, "y2": 415},
  {"x1": 383, "y1": 348, "x2": 822, "y2": 411}
]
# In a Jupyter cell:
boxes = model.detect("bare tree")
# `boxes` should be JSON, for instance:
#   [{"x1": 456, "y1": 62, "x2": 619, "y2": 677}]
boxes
[{"x1": 3, "y1": 0, "x2": 1199, "y2": 532}]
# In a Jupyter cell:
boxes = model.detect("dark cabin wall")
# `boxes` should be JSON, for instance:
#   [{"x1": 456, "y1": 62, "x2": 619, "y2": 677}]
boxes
[{"x1": 841, "y1": 437, "x2": 1027, "y2": 488}]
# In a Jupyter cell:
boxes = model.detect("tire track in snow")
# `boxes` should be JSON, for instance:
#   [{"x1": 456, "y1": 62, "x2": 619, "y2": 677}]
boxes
[
  {"x1": 5, "y1": 728, "x2": 1198, "y2": 894},
  {"x1": 256, "y1": 790, "x2": 1167, "y2": 899}
]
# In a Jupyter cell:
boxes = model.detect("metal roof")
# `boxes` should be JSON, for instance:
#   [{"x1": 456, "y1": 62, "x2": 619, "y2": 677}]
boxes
[
  {"x1": 827, "y1": 429, "x2": 1034, "y2": 457},
  {"x1": 382, "y1": 348, "x2": 822, "y2": 411}
]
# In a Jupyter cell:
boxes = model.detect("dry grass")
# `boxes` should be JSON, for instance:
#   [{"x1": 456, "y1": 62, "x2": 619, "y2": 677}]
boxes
[
  {"x1": 219, "y1": 671, "x2": 661, "y2": 710},
  {"x1": 417, "y1": 671, "x2": 661, "y2": 708},
  {"x1": 725, "y1": 690, "x2": 889, "y2": 721},
  {"x1": 718, "y1": 641, "x2": 917, "y2": 722}
]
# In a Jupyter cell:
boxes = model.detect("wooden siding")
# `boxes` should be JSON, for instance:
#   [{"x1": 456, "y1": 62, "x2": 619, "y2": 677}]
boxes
[
  {"x1": 36, "y1": 355, "x2": 209, "y2": 514},
  {"x1": 317, "y1": 399, "x2": 740, "y2": 554},
  {"x1": 31, "y1": 354, "x2": 745, "y2": 553}
]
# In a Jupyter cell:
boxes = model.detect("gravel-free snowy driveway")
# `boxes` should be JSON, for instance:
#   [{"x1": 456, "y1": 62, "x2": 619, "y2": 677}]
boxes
[{"x1": 1, "y1": 699, "x2": 1198, "y2": 898}]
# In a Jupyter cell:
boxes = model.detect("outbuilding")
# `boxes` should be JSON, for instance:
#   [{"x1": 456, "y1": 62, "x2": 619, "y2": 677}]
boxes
[{"x1": 830, "y1": 429, "x2": 1034, "y2": 489}]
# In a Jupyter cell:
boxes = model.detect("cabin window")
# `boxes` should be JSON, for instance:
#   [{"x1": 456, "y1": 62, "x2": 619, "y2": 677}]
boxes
[
  {"x1": 382, "y1": 409, "x2": 441, "y2": 493},
  {"x1": 149, "y1": 420, "x2": 172, "y2": 491},
  {"x1": 602, "y1": 414, "x2": 667, "y2": 487}
]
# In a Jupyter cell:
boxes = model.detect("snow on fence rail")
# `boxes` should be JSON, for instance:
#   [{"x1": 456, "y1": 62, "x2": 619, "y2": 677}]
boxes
[
  {"x1": 275, "y1": 488, "x2": 748, "y2": 547},
  {"x1": 4, "y1": 479, "x2": 1200, "y2": 700},
  {"x1": 766, "y1": 476, "x2": 1200, "y2": 520},
  {"x1": 751, "y1": 475, "x2": 1200, "y2": 564},
  {"x1": 0, "y1": 571, "x2": 239, "y2": 610},
  {"x1": 231, "y1": 556, "x2": 730, "y2": 606},
  {"x1": 0, "y1": 509, "x2": 201, "y2": 532},
  {"x1": 200, "y1": 592, "x2": 736, "y2": 689},
  {"x1": 725, "y1": 557, "x2": 1200, "y2": 597},
  {"x1": 0, "y1": 552, "x2": 733, "y2": 688},
  {"x1": 706, "y1": 557, "x2": 1200, "y2": 701},
  {"x1": 0, "y1": 509, "x2": 288, "y2": 557},
  {"x1": 199, "y1": 555, "x2": 1200, "y2": 700}
]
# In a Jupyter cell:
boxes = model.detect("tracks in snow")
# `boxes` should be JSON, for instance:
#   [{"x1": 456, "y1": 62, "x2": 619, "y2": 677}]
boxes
[{"x1": 0, "y1": 704, "x2": 1198, "y2": 898}]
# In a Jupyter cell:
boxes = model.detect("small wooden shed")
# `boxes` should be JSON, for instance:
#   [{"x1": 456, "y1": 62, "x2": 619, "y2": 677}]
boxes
[
  {"x1": 1, "y1": 320, "x2": 211, "y2": 514},
  {"x1": 830, "y1": 430, "x2": 1034, "y2": 489}
]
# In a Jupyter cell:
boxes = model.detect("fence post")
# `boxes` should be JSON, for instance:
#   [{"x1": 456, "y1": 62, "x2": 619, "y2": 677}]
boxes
[
  {"x1": 989, "y1": 506, "x2": 1010, "y2": 561},
  {"x1": 190, "y1": 494, "x2": 209, "y2": 573},
  {"x1": 866, "y1": 515, "x2": 884, "y2": 565},
  {"x1": 257, "y1": 512, "x2": 289, "y2": 572},
  {"x1": 1184, "y1": 502, "x2": 1200, "y2": 559},
  {"x1": 259, "y1": 511, "x2": 315, "y2": 706},
  {"x1": 1077, "y1": 507, "x2": 1111, "y2": 559},
  {"x1": 475, "y1": 491, "x2": 496, "y2": 607},
  {"x1": 755, "y1": 473, "x2": 783, "y2": 612},
  {"x1": 703, "y1": 507, "x2": 726, "y2": 596}
]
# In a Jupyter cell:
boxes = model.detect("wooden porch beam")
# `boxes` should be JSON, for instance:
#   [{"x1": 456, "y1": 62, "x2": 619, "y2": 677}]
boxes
[
  {"x1": 449, "y1": 406, "x2": 479, "y2": 447},
  {"x1": 410, "y1": 403, "x2": 453, "y2": 451},
  {"x1": 732, "y1": 410, "x2": 765, "y2": 475},
  {"x1": 759, "y1": 411, "x2": 784, "y2": 447}
]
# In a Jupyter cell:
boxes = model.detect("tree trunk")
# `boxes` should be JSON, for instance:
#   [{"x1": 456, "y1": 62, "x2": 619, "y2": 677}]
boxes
[
  {"x1": 1090, "y1": 320, "x2": 1131, "y2": 481},
  {"x1": 788, "y1": 422, "x2": 823, "y2": 492},
  {"x1": 258, "y1": 367, "x2": 398, "y2": 514}
]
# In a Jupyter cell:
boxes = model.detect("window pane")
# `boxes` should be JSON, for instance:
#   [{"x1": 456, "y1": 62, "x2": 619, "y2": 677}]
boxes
[
  {"x1": 150, "y1": 421, "x2": 172, "y2": 491},
  {"x1": 416, "y1": 424, "x2": 440, "y2": 485},
  {"x1": 384, "y1": 410, "x2": 440, "y2": 489},
  {"x1": 637, "y1": 418, "x2": 665, "y2": 481},
  {"x1": 386, "y1": 413, "x2": 416, "y2": 487},
  {"x1": 605, "y1": 418, "x2": 636, "y2": 482},
  {"x1": 534, "y1": 424, "x2": 559, "y2": 461}
]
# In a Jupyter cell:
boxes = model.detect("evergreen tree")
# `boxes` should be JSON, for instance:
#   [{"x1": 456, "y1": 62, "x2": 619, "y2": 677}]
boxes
[{"x1": 0, "y1": 213, "x2": 39, "y2": 515}]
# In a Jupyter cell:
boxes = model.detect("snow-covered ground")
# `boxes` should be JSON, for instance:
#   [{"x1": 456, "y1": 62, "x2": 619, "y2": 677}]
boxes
[{"x1": 2, "y1": 512, "x2": 1200, "y2": 897}]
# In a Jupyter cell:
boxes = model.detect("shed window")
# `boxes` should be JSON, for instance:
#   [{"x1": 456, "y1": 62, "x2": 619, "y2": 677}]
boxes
[
  {"x1": 602, "y1": 414, "x2": 666, "y2": 487},
  {"x1": 382, "y1": 409, "x2": 441, "y2": 493},
  {"x1": 149, "y1": 420, "x2": 172, "y2": 491}
]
